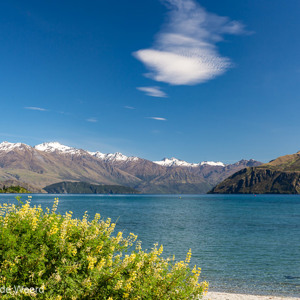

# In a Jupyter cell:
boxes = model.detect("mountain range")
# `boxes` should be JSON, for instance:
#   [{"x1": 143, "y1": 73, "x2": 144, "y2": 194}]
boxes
[
  {"x1": 209, "y1": 150, "x2": 300, "y2": 194},
  {"x1": 0, "y1": 141, "x2": 262, "y2": 194}
]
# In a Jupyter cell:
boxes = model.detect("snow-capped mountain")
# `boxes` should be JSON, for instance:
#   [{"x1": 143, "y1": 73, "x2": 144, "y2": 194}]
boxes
[
  {"x1": 200, "y1": 161, "x2": 225, "y2": 167},
  {"x1": 88, "y1": 151, "x2": 139, "y2": 163},
  {"x1": 153, "y1": 157, "x2": 225, "y2": 167},
  {"x1": 34, "y1": 142, "x2": 140, "y2": 162},
  {"x1": 34, "y1": 142, "x2": 83, "y2": 155},
  {"x1": 153, "y1": 157, "x2": 199, "y2": 167},
  {"x1": 0, "y1": 141, "x2": 31, "y2": 152}
]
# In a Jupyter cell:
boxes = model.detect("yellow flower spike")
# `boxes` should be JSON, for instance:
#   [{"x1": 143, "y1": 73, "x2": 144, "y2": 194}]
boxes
[
  {"x1": 114, "y1": 280, "x2": 123, "y2": 290},
  {"x1": 96, "y1": 244, "x2": 103, "y2": 253},
  {"x1": 96, "y1": 258, "x2": 106, "y2": 271},
  {"x1": 196, "y1": 267, "x2": 202, "y2": 276},
  {"x1": 158, "y1": 244, "x2": 163, "y2": 255},
  {"x1": 94, "y1": 213, "x2": 101, "y2": 220},
  {"x1": 129, "y1": 232, "x2": 137, "y2": 241},
  {"x1": 185, "y1": 248, "x2": 192, "y2": 263},
  {"x1": 71, "y1": 247, "x2": 77, "y2": 256},
  {"x1": 125, "y1": 283, "x2": 131, "y2": 291},
  {"x1": 51, "y1": 198, "x2": 59, "y2": 213},
  {"x1": 192, "y1": 265, "x2": 197, "y2": 274}
]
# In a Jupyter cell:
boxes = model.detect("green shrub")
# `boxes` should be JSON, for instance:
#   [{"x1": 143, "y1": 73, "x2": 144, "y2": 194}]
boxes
[{"x1": 0, "y1": 197, "x2": 208, "y2": 299}]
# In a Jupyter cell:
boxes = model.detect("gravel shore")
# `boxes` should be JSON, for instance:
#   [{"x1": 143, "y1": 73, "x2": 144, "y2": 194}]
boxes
[{"x1": 203, "y1": 292, "x2": 299, "y2": 300}]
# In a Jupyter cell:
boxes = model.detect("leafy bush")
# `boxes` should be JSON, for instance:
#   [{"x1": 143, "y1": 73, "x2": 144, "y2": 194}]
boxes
[{"x1": 0, "y1": 197, "x2": 208, "y2": 299}]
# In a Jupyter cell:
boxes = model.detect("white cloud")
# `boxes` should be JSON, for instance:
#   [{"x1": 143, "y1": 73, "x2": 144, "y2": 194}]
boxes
[
  {"x1": 147, "y1": 117, "x2": 167, "y2": 121},
  {"x1": 24, "y1": 107, "x2": 47, "y2": 111},
  {"x1": 124, "y1": 106, "x2": 136, "y2": 109},
  {"x1": 137, "y1": 86, "x2": 167, "y2": 98},
  {"x1": 86, "y1": 118, "x2": 98, "y2": 123},
  {"x1": 134, "y1": 0, "x2": 246, "y2": 85}
]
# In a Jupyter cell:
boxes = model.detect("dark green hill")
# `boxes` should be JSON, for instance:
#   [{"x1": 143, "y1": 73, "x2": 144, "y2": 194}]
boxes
[
  {"x1": 0, "y1": 180, "x2": 45, "y2": 193},
  {"x1": 44, "y1": 181, "x2": 139, "y2": 194},
  {"x1": 209, "y1": 151, "x2": 300, "y2": 194}
]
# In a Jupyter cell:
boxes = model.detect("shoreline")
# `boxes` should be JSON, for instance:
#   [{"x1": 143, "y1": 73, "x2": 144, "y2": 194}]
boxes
[{"x1": 204, "y1": 292, "x2": 299, "y2": 300}]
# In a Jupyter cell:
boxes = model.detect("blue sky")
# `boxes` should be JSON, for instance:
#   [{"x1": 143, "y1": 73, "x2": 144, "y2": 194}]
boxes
[{"x1": 1, "y1": 0, "x2": 300, "y2": 163}]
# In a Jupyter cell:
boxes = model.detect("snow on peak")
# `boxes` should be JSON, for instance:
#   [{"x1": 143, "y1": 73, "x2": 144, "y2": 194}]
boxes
[
  {"x1": 88, "y1": 151, "x2": 139, "y2": 162},
  {"x1": 153, "y1": 157, "x2": 199, "y2": 167},
  {"x1": 35, "y1": 142, "x2": 138, "y2": 162},
  {"x1": 0, "y1": 141, "x2": 31, "y2": 152},
  {"x1": 87, "y1": 151, "x2": 106, "y2": 160},
  {"x1": 34, "y1": 142, "x2": 82, "y2": 155},
  {"x1": 200, "y1": 161, "x2": 225, "y2": 167},
  {"x1": 105, "y1": 152, "x2": 129, "y2": 162},
  {"x1": 154, "y1": 157, "x2": 225, "y2": 167}
]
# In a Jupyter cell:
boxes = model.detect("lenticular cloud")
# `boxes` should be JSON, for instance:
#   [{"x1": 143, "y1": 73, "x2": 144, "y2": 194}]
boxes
[{"x1": 134, "y1": 0, "x2": 245, "y2": 85}]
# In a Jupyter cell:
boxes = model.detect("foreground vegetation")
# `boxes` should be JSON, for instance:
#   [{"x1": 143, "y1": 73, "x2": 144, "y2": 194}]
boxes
[{"x1": 0, "y1": 197, "x2": 208, "y2": 299}]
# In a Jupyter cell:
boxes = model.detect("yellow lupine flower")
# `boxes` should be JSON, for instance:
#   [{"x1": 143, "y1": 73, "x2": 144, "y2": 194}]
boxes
[
  {"x1": 158, "y1": 244, "x2": 163, "y2": 255},
  {"x1": 31, "y1": 216, "x2": 38, "y2": 230},
  {"x1": 185, "y1": 248, "x2": 192, "y2": 263},
  {"x1": 49, "y1": 226, "x2": 59, "y2": 235},
  {"x1": 96, "y1": 258, "x2": 106, "y2": 271},
  {"x1": 114, "y1": 279, "x2": 123, "y2": 290},
  {"x1": 125, "y1": 282, "x2": 131, "y2": 291},
  {"x1": 70, "y1": 246, "x2": 77, "y2": 256},
  {"x1": 87, "y1": 256, "x2": 97, "y2": 270}
]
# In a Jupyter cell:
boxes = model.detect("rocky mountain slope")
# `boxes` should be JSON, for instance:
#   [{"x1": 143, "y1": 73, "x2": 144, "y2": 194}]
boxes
[
  {"x1": 0, "y1": 141, "x2": 141, "y2": 188},
  {"x1": 0, "y1": 141, "x2": 262, "y2": 194},
  {"x1": 209, "y1": 151, "x2": 300, "y2": 194}
]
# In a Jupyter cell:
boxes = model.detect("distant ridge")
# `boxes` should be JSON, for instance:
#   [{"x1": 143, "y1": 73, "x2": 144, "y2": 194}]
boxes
[
  {"x1": 0, "y1": 141, "x2": 262, "y2": 194},
  {"x1": 209, "y1": 151, "x2": 300, "y2": 194}
]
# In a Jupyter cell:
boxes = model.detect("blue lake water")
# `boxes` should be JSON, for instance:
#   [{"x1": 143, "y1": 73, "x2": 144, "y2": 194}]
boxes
[{"x1": 1, "y1": 194, "x2": 300, "y2": 297}]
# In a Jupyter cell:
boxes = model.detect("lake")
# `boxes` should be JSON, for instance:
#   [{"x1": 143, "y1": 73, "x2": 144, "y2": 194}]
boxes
[{"x1": 0, "y1": 194, "x2": 299, "y2": 297}]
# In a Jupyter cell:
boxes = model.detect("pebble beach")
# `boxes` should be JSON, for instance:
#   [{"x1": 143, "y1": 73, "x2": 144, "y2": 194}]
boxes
[{"x1": 204, "y1": 292, "x2": 299, "y2": 300}]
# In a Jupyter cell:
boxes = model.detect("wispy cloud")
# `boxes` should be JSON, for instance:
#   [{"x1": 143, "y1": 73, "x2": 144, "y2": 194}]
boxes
[
  {"x1": 134, "y1": 0, "x2": 246, "y2": 85},
  {"x1": 147, "y1": 117, "x2": 167, "y2": 121},
  {"x1": 137, "y1": 86, "x2": 167, "y2": 98},
  {"x1": 124, "y1": 106, "x2": 136, "y2": 110},
  {"x1": 86, "y1": 118, "x2": 98, "y2": 123},
  {"x1": 24, "y1": 106, "x2": 48, "y2": 111}
]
